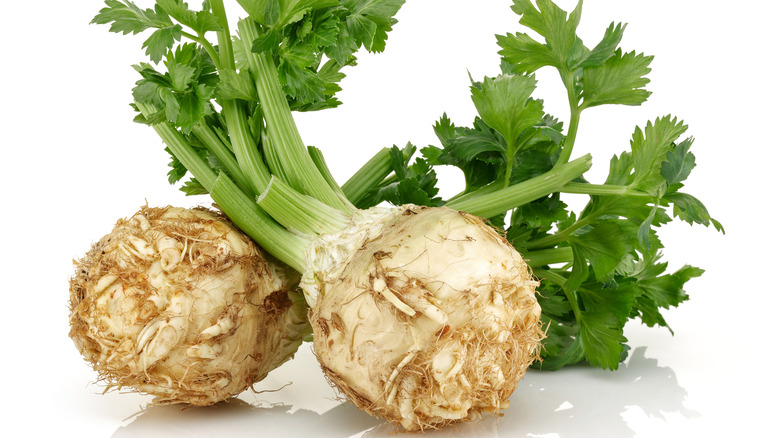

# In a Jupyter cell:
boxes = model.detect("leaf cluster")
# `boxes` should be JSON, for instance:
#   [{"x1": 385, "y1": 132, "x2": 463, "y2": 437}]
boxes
[
  {"x1": 243, "y1": 0, "x2": 404, "y2": 110},
  {"x1": 352, "y1": 143, "x2": 442, "y2": 209},
  {"x1": 367, "y1": 0, "x2": 723, "y2": 371},
  {"x1": 93, "y1": 0, "x2": 405, "y2": 194},
  {"x1": 496, "y1": 0, "x2": 652, "y2": 111}
]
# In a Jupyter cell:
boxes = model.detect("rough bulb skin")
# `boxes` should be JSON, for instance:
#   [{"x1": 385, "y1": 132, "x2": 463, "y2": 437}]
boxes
[
  {"x1": 306, "y1": 205, "x2": 543, "y2": 431},
  {"x1": 69, "y1": 206, "x2": 308, "y2": 405}
]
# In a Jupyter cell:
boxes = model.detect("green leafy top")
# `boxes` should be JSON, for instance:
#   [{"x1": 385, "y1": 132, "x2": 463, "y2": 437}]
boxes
[
  {"x1": 90, "y1": 0, "x2": 407, "y2": 272},
  {"x1": 93, "y1": 0, "x2": 404, "y2": 117},
  {"x1": 351, "y1": 0, "x2": 723, "y2": 371},
  {"x1": 92, "y1": 0, "x2": 405, "y2": 199},
  {"x1": 496, "y1": 0, "x2": 652, "y2": 165}
]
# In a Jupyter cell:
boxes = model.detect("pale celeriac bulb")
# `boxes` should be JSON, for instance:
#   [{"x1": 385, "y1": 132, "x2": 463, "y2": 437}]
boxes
[
  {"x1": 304, "y1": 205, "x2": 543, "y2": 430},
  {"x1": 69, "y1": 206, "x2": 308, "y2": 405}
]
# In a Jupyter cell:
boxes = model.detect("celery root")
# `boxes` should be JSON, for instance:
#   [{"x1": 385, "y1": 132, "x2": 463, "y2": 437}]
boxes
[
  {"x1": 68, "y1": 206, "x2": 308, "y2": 405},
  {"x1": 303, "y1": 205, "x2": 543, "y2": 430}
]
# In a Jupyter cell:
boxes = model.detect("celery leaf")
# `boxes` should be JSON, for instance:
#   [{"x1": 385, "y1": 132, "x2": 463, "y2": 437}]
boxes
[{"x1": 581, "y1": 49, "x2": 653, "y2": 108}]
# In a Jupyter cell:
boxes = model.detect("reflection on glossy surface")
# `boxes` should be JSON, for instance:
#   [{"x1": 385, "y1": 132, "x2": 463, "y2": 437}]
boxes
[
  {"x1": 112, "y1": 347, "x2": 694, "y2": 437},
  {"x1": 499, "y1": 347, "x2": 698, "y2": 437},
  {"x1": 112, "y1": 399, "x2": 382, "y2": 438},
  {"x1": 364, "y1": 416, "x2": 501, "y2": 437},
  {"x1": 357, "y1": 347, "x2": 696, "y2": 437}
]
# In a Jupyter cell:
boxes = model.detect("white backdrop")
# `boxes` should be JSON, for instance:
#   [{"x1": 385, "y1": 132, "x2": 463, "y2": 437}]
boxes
[{"x1": 2, "y1": 1, "x2": 777, "y2": 437}]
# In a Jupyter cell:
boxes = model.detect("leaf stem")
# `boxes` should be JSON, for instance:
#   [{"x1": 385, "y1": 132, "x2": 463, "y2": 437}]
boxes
[
  {"x1": 524, "y1": 247, "x2": 574, "y2": 267},
  {"x1": 526, "y1": 215, "x2": 593, "y2": 250},
  {"x1": 340, "y1": 146, "x2": 409, "y2": 205},
  {"x1": 257, "y1": 176, "x2": 350, "y2": 236},
  {"x1": 206, "y1": 0, "x2": 272, "y2": 196},
  {"x1": 236, "y1": 19, "x2": 352, "y2": 212},
  {"x1": 191, "y1": 121, "x2": 253, "y2": 194},
  {"x1": 504, "y1": 141, "x2": 517, "y2": 188},
  {"x1": 136, "y1": 101, "x2": 217, "y2": 191},
  {"x1": 446, "y1": 154, "x2": 592, "y2": 218},
  {"x1": 555, "y1": 71, "x2": 582, "y2": 167},
  {"x1": 209, "y1": 0, "x2": 235, "y2": 67},
  {"x1": 136, "y1": 100, "x2": 308, "y2": 271},
  {"x1": 180, "y1": 30, "x2": 221, "y2": 69},
  {"x1": 222, "y1": 99, "x2": 271, "y2": 196},
  {"x1": 536, "y1": 268, "x2": 583, "y2": 321},
  {"x1": 534, "y1": 268, "x2": 568, "y2": 288},
  {"x1": 561, "y1": 182, "x2": 650, "y2": 198},
  {"x1": 308, "y1": 146, "x2": 353, "y2": 206},
  {"x1": 211, "y1": 174, "x2": 310, "y2": 273}
]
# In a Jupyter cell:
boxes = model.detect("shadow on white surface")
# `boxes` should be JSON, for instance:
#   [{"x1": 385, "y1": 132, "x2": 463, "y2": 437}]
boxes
[{"x1": 111, "y1": 347, "x2": 695, "y2": 437}]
